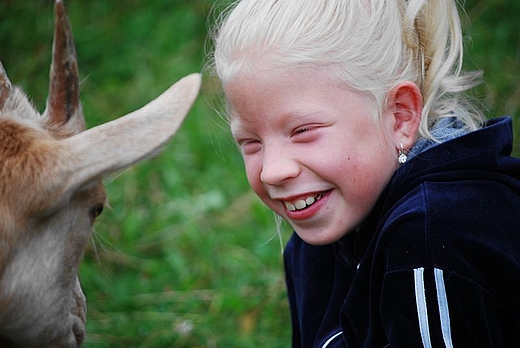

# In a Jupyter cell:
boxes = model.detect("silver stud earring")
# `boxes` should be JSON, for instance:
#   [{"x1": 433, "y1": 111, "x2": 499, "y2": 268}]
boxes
[{"x1": 398, "y1": 143, "x2": 407, "y2": 164}]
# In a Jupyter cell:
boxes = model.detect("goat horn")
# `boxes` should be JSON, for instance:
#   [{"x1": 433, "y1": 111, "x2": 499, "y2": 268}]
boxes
[
  {"x1": 0, "y1": 61, "x2": 12, "y2": 110},
  {"x1": 45, "y1": 0, "x2": 82, "y2": 130}
]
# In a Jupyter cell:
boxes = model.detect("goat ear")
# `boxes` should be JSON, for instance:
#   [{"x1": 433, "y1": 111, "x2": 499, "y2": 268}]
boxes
[
  {"x1": 43, "y1": 0, "x2": 85, "y2": 137},
  {"x1": 0, "y1": 61, "x2": 12, "y2": 110},
  {"x1": 59, "y1": 73, "x2": 201, "y2": 194}
]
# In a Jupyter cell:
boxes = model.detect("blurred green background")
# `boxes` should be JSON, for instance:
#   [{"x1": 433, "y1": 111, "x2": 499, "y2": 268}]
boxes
[{"x1": 0, "y1": 0, "x2": 518, "y2": 347}]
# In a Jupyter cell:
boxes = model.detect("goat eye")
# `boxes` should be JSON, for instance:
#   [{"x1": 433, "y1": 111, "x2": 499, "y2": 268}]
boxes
[{"x1": 90, "y1": 204, "x2": 104, "y2": 220}]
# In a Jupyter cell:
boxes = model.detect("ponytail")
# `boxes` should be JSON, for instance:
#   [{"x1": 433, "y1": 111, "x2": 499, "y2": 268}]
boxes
[{"x1": 403, "y1": 0, "x2": 483, "y2": 138}]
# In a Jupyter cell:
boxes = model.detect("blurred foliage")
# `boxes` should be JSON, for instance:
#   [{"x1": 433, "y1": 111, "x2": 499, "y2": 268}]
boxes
[
  {"x1": 462, "y1": 0, "x2": 520, "y2": 151},
  {"x1": 0, "y1": 0, "x2": 518, "y2": 347}
]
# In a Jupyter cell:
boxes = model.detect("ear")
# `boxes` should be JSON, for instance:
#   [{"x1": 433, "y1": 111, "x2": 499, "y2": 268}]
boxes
[
  {"x1": 58, "y1": 73, "x2": 201, "y2": 196},
  {"x1": 43, "y1": 0, "x2": 85, "y2": 137},
  {"x1": 385, "y1": 81, "x2": 422, "y2": 150}
]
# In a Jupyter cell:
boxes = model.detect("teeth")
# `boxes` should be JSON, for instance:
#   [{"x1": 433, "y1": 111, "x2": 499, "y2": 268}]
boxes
[
  {"x1": 294, "y1": 200, "x2": 306, "y2": 210},
  {"x1": 284, "y1": 202, "x2": 296, "y2": 211},
  {"x1": 284, "y1": 192, "x2": 324, "y2": 212}
]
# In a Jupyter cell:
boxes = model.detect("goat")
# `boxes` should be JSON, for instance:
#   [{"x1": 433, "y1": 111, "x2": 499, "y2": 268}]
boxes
[{"x1": 0, "y1": 0, "x2": 200, "y2": 346}]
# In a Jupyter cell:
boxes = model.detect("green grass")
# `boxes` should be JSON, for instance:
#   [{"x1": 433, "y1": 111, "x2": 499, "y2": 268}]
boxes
[{"x1": 0, "y1": 0, "x2": 518, "y2": 347}]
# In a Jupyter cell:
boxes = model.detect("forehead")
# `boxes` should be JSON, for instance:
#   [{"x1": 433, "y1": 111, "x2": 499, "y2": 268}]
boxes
[
  {"x1": 226, "y1": 66, "x2": 329, "y2": 115},
  {"x1": 225, "y1": 66, "x2": 374, "y2": 131}
]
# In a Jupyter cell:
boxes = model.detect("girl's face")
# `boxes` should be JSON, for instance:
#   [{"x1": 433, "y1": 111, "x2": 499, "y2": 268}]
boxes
[{"x1": 226, "y1": 67, "x2": 400, "y2": 245}]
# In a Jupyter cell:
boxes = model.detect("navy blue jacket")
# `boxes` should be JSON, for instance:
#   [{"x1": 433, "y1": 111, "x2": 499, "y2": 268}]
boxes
[{"x1": 284, "y1": 117, "x2": 520, "y2": 347}]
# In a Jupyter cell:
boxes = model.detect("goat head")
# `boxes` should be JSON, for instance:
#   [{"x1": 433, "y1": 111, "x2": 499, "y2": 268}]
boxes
[{"x1": 0, "y1": 1, "x2": 200, "y2": 346}]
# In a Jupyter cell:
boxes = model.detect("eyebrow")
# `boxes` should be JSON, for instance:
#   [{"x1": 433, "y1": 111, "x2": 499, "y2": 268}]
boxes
[
  {"x1": 229, "y1": 107, "x2": 331, "y2": 136},
  {"x1": 229, "y1": 119, "x2": 243, "y2": 135},
  {"x1": 282, "y1": 109, "x2": 331, "y2": 124}
]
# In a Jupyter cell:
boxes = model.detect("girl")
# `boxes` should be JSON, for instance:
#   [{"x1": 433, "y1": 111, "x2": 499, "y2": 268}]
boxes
[{"x1": 209, "y1": 0, "x2": 520, "y2": 346}]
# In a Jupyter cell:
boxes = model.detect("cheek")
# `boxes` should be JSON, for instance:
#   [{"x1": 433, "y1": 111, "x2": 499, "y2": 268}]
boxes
[
  {"x1": 332, "y1": 141, "x2": 396, "y2": 196},
  {"x1": 243, "y1": 157, "x2": 281, "y2": 212},
  {"x1": 243, "y1": 157, "x2": 264, "y2": 194}
]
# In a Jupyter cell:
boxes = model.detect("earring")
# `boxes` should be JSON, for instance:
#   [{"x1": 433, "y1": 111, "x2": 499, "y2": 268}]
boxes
[{"x1": 398, "y1": 143, "x2": 407, "y2": 164}]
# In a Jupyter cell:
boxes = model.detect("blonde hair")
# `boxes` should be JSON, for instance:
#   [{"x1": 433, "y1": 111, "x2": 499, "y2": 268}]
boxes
[{"x1": 209, "y1": 0, "x2": 484, "y2": 140}]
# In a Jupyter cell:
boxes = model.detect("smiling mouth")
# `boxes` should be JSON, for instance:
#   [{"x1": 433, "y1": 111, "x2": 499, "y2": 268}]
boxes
[{"x1": 283, "y1": 191, "x2": 327, "y2": 212}]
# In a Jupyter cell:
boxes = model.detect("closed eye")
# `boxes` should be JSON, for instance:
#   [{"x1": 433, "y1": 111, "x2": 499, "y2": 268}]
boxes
[
  {"x1": 238, "y1": 139, "x2": 262, "y2": 155},
  {"x1": 293, "y1": 124, "x2": 320, "y2": 134},
  {"x1": 292, "y1": 124, "x2": 322, "y2": 142},
  {"x1": 294, "y1": 126, "x2": 313, "y2": 134}
]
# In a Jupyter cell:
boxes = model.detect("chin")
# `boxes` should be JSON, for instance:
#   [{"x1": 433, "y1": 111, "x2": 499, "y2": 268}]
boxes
[{"x1": 294, "y1": 228, "x2": 347, "y2": 246}]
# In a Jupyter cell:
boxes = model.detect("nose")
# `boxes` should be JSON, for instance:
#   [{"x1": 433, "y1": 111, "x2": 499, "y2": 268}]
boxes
[{"x1": 260, "y1": 144, "x2": 300, "y2": 186}]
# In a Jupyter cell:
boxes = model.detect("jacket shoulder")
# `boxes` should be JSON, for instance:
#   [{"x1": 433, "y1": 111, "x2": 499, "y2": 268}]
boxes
[{"x1": 381, "y1": 179, "x2": 520, "y2": 284}]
